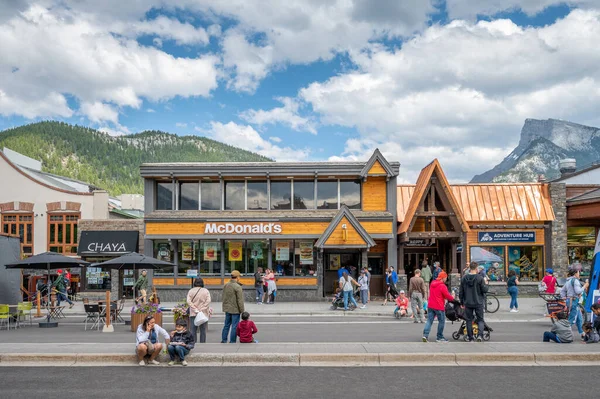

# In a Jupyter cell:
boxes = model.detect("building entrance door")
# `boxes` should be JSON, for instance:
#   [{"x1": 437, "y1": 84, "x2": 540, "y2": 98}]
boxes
[{"x1": 323, "y1": 251, "x2": 361, "y2": 296}]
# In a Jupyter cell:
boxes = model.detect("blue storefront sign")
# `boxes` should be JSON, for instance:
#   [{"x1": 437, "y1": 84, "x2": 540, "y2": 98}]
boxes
[{"x1": 478, "y1": 231, "x2": 536, "y2": 243}]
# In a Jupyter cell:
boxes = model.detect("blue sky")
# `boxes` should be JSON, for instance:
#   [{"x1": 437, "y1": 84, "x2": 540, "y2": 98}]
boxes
[{"x1": 1, "y1": 1, "x2": 599, "y2": 183}]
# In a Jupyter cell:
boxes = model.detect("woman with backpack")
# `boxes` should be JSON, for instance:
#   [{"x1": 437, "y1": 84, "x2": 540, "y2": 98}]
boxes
[{"x1": 339, "y1": 271, "x2": 361, "y2": 311}]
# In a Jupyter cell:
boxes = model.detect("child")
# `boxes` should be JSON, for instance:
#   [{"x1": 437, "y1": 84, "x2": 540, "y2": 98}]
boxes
[
  {"x1": 358, "y1": 270, "x2": 369, "y2": 309},
  {"x1": 582, "y1": 322, "x2": 599, "y2": 344},
  {"x1": 394, "y1": 290, "x2": 409, "y2": 318},
  {"x1": 168, "y1": 319, "x2": 195, "y2": 366},
  {"x1": 542, "y1": 311, "x2": 573, "y2": 343},
  {"x1": 332, "y1": 288, "x2": 342, "y2": 304},
  {"x1": 237, "y1": 311, "x2": 258, "y2": 343}
]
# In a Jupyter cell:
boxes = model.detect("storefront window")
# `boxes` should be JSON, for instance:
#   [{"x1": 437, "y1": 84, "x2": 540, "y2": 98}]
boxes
[
  {"x1": 294, "y1": 181, "x2": 315, "y2": 209},
  {"x1": 295, "y1": 240, "x2": 316, "y2": 276},
  {"x1": 508, "y1": 246, "x2": 543, "y2": 282},
  {"x1": 201, "y1": 181, "x2": 221, "y2": 210},
  {"x1": 247, "y1": 181, "x2": 268, "y2": 210},
  {"x1": 153, "y1": 241, "x2": 175, "y2": 276},
  {"x1": 270, "y1": 181, "x2": 291, "y2": 210},
  {"x1": 85, "y1": 266, "x2": 112, "y2": 290},
  {"x1": 225, "y1": 182, "x2": 245, "y2": 210},
  {"x1": 200, "y1": 240, "x2": 221, "y2": 274},
  {"x1": 48, "y1": 214, "x2": 79, "y2": 254},
  {"x1": 317, "y1": 180, "x2": 338, "y2": 209},
  {"x1": 340, "y1": 180, "x2": 361, "y2": 209},
  {"x1": 247, "y1": 240, "x2": 268, "y2": 275},
  {"x1": 179, "y1": 182, "x2": 199, "y2": 210},
  {"x1": 470, "y1": 246, "x2": 505, "y2": 282},
  {"x1": 272, "y1": 240, "x2": 294, "y2": 276},
  {"x1": 2, "y1": 213, "x2": 34, "y2": 255},
  {"x1": 177, "y1": 241, "x2": 197, "y2": 276},
  {"x1": 225, "y1": 240, "x2": 245, "y2": 274},
  {"x1": 156, "y1": 182, "x2": 173, "y2": 210},
  {"x1": 568, "y1": 227, "x2": 596, "y2": 279}
]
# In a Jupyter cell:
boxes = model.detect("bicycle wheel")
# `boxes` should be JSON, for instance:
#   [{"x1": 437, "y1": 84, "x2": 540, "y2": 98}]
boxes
[{"x1": 486, "y1": 295, "x2": 500, "y2": 313}]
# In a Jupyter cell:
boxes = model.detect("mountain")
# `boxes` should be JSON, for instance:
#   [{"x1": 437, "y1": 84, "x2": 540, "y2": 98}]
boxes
[
  {"x1": 0, "y1": 121, "x2": 271, "y2": 195},
  {"x1": 471, "y1": 118, "x2": 600, "y2": 183}
]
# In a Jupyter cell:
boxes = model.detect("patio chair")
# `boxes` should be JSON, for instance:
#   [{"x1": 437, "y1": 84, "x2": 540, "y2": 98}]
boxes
[
  {"x1": 0, "y1": 304, "x2": 11, "y2": 330},
  {"x1": 17, "y1": 302, "x2": 33, "y2": 327},
  {"x1": 115, "y1": 299, "x2": 125, "y2": 323},
  {"x1": 84, "y1": 304, "x2": 101, "y2": 331}
]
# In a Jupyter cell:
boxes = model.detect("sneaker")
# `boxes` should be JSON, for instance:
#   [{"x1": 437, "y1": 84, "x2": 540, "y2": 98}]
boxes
[
  {"x1": 69, "y1": 303, "x2": 75, "y2": 309},
  {"x1": 414, "y1": 320, "x2": 419, "y2": 324},
  {"x1": 138, "y1": 360, "x2": 145, "y2": 366},
  {"x1": 257, "y1": 302, "x2": 263, "y2": 305},
  {"x1": 168, "y1": 361, "x2": 175, "y2": 366},
  {"x1": 436, "y1": 338, "x2": 449, "y2": 343},
  {"x1": 514, "y1": 309, "x2": 519, "y2": 313},
  {"x1": 181, "y1": 360, "x2": 188, "y2": 366},
  {"x1": 510, "y1": 309, "x2": 517, "y2": 313},
  {"x1": 419, "y1": 320, "x2": 424, "y2": 323},
  {"x1": 465, "y1": 337, "x2": 474, "y2": 342},
  {"x1": 422, "y1": 337, "x2": 428, "y2": 342},
  {"x1": 150, "y1": 360, "x2": 160, "y2": 365},
  {"x1": 360, "y1": 305, "x2": 366, "y2": 309},
  {"x1": 476, "y1": 337, "x2": 483, "y2": 342}
]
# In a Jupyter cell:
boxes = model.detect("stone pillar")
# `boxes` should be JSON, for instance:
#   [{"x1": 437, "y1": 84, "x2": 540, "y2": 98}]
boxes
[
  {"x1": 111, "y1": 269, "x2": 120, "y2": 299},
  {"x1": 361, "y1": 249, "x2": 368, "y2": 270},
  {"x1": 549, "y1": 183, "x2": 568, "y2": 277},
  {"x1": 317, "y1": 249, "x2": 324, "y2": 298}
]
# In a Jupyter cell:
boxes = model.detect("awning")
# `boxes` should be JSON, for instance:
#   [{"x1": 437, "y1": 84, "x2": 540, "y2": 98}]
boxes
[{"x1": 78, "y1": 231, "x2": 139, "y2": 256}]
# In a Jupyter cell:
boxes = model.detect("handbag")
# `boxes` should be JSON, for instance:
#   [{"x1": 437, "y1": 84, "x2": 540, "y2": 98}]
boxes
[
  {"x1": 194, "y1": 311, "x2": 208, "y2": 326},
  {"x1": 144, "y1": 341, "x2": 155, "y2": 354}
]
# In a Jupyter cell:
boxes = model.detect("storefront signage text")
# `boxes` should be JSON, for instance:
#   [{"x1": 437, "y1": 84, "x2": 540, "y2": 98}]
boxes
[
  {"x1": 204, "y1": 223, "x2": 282, "y2": 235},
  {"x1": 86, "y1": 242, "x2": 127, "y2": 252},
  {"x1": 478, "y1": 231, "x2": 536, "y2": 243}
]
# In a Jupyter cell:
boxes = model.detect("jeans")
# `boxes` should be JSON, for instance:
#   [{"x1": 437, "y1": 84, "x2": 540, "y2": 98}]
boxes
[
  {"x1": 543, "y1": 331, "x2": 561, "y2": 343},
  {"x1": 360, "y1": 289, "x2": 368, "y2": 305},
  {"x1": 411, "y1": 292, "x2": 424, "y2": 321},
  {"x1": 567, "y1": 298, "x2": 583, "y2": 335},
  {"x1": 343, "y1": 290, "x2": 358, "y2": 310},
  {"x1": 190, "y1": 317, "x2": 207, "y2": 343},
  {"x1": 256, "y1": 286, "x2": 264, "y2": 303},
  {"x1": 167, "y1": 345, "x2": 190, "y2": 360},
  {"x1": 508, "y1": 286, "x2": 518, "y2": 309},
  {"x1": 464, "y1": 305, "x2": 485, "y2": 339},
  {"x1": 423, "y1": 309, "x2": 446, "y2": 340},
  {"x1": 221, "y1": 313, "x2": 240, "y2": 343},
  {"x1": 56, "y1": 290, "x2": 73, "y2": 306}
]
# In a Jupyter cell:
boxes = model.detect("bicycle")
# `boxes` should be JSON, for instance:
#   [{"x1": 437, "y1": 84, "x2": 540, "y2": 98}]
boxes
[{"x1": 484, "y1": 293, "x2": 500, "y2": 313}]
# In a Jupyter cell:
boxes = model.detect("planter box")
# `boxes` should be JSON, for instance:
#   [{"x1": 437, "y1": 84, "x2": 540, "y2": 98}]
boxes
[{"x1": 130, "y1": 312, "x2": 163, "y2": 332}]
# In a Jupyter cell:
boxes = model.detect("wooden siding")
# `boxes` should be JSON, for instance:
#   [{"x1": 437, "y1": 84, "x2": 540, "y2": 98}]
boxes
[
  {"x1": 154, "y1": 277, "x2": 316, "y2": 287},
  {"x1": 325, "y1": 216, "x2": 367, "y2": 246},
  {"x1": 363, "y1": 176, "x2": 387, "y2": 211},
  {"x1": 368, "y1": 160, "x2": 387, "y2": 175},
  {"x1": 368, "y1": 240, "x2": 388, "y2": 253}
]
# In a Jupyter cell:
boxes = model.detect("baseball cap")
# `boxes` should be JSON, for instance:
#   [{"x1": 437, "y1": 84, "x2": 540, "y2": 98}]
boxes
[
  {"x1": 399, "y1": 290, "x2": 405, "y2": 294},
  {"x1": 546, "y1": 268, "x2": 553, "y2": 274},
  {"x1": 231, "y1": 270, "x2": 241, "y2": 278},
  {"x1": 57, "y1": 269, "x2": 63, "y2": 274}
]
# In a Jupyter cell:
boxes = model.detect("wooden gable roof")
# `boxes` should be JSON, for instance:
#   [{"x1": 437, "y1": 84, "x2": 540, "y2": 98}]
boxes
[{"x1": 315, "y1": 205, "x2": 375, "y2": 249}]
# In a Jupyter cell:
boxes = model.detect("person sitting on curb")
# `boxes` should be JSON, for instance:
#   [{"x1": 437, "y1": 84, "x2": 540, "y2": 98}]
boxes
[
  {"x1": 394, "y1": 290, "x2": 409, "y2": 318},
  {"x1": 542, "y1": 311, "x2": 573, "y2": 344},
  {"x1": 237, "y1": 311, "x2": 259, "y2": 343},
  {"x1": 582, "y1": 322, "x2": 599, "y2": 344},
  {"x1": 592, "y1": 304, "x2": 600, "y2": 335},
  {"x1": 422, "y1": 271, "x2": 455, "y2": 343},
  {"x1": 136, "y1": 315, "x2": 170, "y2": 366},
  {"x1": 168, "y1": 319, "x2": 195, "y2": 366}
]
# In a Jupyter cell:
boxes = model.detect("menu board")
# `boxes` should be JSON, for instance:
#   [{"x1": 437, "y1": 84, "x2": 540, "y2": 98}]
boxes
[
  {"x1": 275, "y1": 241, "x2": 290, "y2": 261},
  {"x1": 181, "y1": 241, "x2": 193, "y2": 261},
  {"x1": 299, "y1": 241, "x2": 313, "y2": 265},
  {"x1": 204, "y1": 242, "x2": 218, "y2": 261}
]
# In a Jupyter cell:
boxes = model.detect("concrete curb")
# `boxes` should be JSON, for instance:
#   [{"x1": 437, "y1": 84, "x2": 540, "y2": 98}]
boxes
[{"x1": 2, "y1": 352, "x2": 600, "y2": 367}]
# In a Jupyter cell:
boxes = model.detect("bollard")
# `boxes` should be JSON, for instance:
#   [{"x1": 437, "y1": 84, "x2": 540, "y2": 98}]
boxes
[{"x1": 102, "y1": 290, "x2": 114, "y2": 332}]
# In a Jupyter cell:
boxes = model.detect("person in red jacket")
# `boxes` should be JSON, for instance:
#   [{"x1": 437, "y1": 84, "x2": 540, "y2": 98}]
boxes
[
  {"x1": 236, "y1": 312, "x2": 258, "y2": 343},
  {"x1": 422, "y1": 271, "x2": 455, "y2": 343}
]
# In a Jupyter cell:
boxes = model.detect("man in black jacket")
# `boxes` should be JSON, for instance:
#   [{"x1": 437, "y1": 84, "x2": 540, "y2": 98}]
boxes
[{"x1": 459, "y1": 261, "x2": 489, "y2": 342}]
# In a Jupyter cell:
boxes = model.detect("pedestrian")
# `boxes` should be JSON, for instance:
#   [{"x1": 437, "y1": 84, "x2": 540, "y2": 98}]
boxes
[
  {"x1": 265, "y1": 269, "x2": 277, "y2": 304},
  {"x1": 337, "y1": 265, "x2": 348, "y2": 279},
  {"x1": 186, "y1": 277, "x2": 211, "y2": 343},
  {"x1": 136, "y1": 315, "x2": 171, "y2": 366},
  {"x1": 358, "y1": 269, "x2": 369, "y2": 309},
  {"x1": 363, "y1": 267, "x2": 372, "y2": 303},
  {"x1": 459, "y1": 261, "x2": 489, "y2": 342},
  {"x1": 541, "y1": 269, "x2": 557, "y2": 294},
  {"x1": 53, "y1": 270, "x2": 74, "y2": 309},
  {"x1": 237, "y1": 311, "x2": 259, "y2": 343},
  {"x1": 168, "y1": 319, "x2": 195, "y2": 366},
  {"x1": 221, "y1": 270, "x2": 245, "y2": 344},
  {"x1": 592, "y1": 303, "x2": 600, "y2": 335},
  {"x1": 582, "y1": 322, "x2": 600, "y2": 344},
  {"x1": 394, "y1": 290, "x2": 409, "y2": 318},
  {"x1": 506, "y1": 270, "x2": 519, "y2": 312},
  {"x1": 339, "y1": 271, "x2": 360, "y2": 311},
  {"x1": 382, "y1": 266, "x2": 399, "y2": 306},
  {"x1": 254, "y1": 267, "x2": 264, "y2": 304},
  {"x1": 432, "y1": 262, "x2": 442, "y2": 281},
  {"x1": 262, "y1": 268, "x2": 270, "y2": 304},
  {"x1": 560, "y1": 268, "x2": 589, "y2": 340},
  {"x1": 542, "y1": 311, "x2": 573, "y2": 343},
  {"x1": 421, "y1": 260, "x2": 432, "y2": 299},
  {"x1": 422, "y1": 271, "x2": 455, "y2": 343},
  {"x1": 408, "y1": 269, "x2": 426, "y2": 323},
  {"x1": 134, "y1": 269, "x2": 149, "y2": 304}
]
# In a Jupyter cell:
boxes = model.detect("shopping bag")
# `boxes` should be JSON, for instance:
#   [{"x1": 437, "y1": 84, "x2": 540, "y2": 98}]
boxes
[{"x1": 194, "y1": 311, "x2": 208, "y2": 326}]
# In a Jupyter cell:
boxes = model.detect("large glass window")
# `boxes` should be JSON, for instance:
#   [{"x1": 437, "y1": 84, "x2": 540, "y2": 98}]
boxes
[
  {"x1": 178, "y1": 241, "x2": 197, "y2": 276},
  {"x1": 317, "y1": 180, "x2": 338, "y2": 209},
  {"x1": 247, "y1": 240, "x2": 268, "y2": 275},
  {"x1": 201, "y1": 181, "x2": 221, "y2": 210},
  {"x1": 340, "y1": 180, "x2": 361, "y2": 209},
  {"x1": 2, "y1": 213, "x2": 34, "y2": 255},
  {"x1": 294, "y1": 181, "x2": 315, "y2": 210},
  {"x1": 247, "y1": 181, "x2": 268, "y2": 210},
  {"x1": 225, "y1": 182, "x2": 245, "y2": 210},
  {"x1": 508, "y1": 246, "x2": 543, "y2": 282},
  {"x1": 270, "y1": 181, "x2": 291, "y2": 210},
  {"x1": 179, "y1": 182, "x2": 199, "y2": 210},
  {"x1": 48, "y1": 213, "x2": 79, "y2": 254},
  {"x1": 272, "y1": 240, "x2": 294, "y2": 276},
  {"x1": 470, "y1": 246, "x2": 505, "y2": 282},
  {"x1": 200, "y1": 240, "x2": 221, "y2": 274},
  {"x1": 153, "y1": 241, "x2": 175, "y2": 276},
  {"x1": 85, "y1": 266, "x2": 112, "y2": 291},
  {"x1": 295, "y1": 240, "x2": 316, "y2": 276},
  {"x1": 156, "y1": 182, "x2": 173, "y2": 210},
  {"x1": 225, "y1": 240, "x2": 245, "y2": 274},
  {"x1": 568, "y1": 227, "x2": 596, "y2": 279}
]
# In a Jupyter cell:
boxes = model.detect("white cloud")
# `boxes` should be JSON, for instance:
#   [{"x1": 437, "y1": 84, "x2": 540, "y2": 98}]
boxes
[
  {"x1": 175, "y1": 122, "x2": 188, "y2": 128},
  {"x1": 446, "y1": 0, "x2": 597, "y2": 19},
  {"x1": 118, "y1": 16, "x2": 209, "y2": 45},
  {"x1": 203, "y1": 121, "x2": 310, "y2": 162},
  {"x1": 240, "y1": 97, "x2": 317, "y2": 134},
  {"x1": 146, "y1": 108, "x2": 156, "y2": 113},
  {"x1": 79, "y1": 101, "x2": 119, "y2": 124},
  {"x1": 269, "y1": 136, "x2": 282, "y2": 143},
  {"x1": 98, "y1": 124, "x2": 130, "y2": 137},
  {"x1": 0, "y1": 89, "x2": 72, "y2": 118}
]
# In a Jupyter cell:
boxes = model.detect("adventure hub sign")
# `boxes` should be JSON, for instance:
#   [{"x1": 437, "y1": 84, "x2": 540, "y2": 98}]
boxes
[
  {"x1": 204, "y1": 223, "x2": 282, "y2": 235},
  {"x1": 478, "y1": 231, "x2": 536, "y2": 243}
]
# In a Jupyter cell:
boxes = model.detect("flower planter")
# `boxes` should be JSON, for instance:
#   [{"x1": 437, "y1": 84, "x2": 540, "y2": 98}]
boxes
[{"x1": 130, "y1": 312, "x2": 163, "y2": 332}]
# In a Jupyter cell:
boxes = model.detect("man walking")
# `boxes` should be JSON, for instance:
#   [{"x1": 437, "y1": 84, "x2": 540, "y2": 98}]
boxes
[
  {"x1": 135, "y1": 269, "x2": 149, "y2": 304},
  {"x1": 459, "y1": 261, "x2": 489, "y2": 342},
  {"x1": 560, "y1": 268, "x2": 589, "y2": 340},
  {"x1": 422, "y1": 271, "x2": 455, "y2": 343},
  {"x1": 222, "y1": 270, "x2": 245, "y2": 343},
  {"x1": 409, "y1": 269, "x2": 426, "y2": 323},
  {"x1": 432, "y1": 261, "x2": 442, "y2": 281},
  {"x1": 53, "y1": 270, "x2": 74, "y2": 309},
  {"x1": 420, "y1": 260, "x2": 432, "y2": 299},
  {"x1": 254, "y1": 267, "x2": 264, "y2": 304},
  {"x1": 383, "y1": 266, "x2": 399, "y2": 305}
]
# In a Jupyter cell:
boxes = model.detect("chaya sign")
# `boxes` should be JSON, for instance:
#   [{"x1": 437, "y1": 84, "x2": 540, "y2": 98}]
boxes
[
  {"x1": 478, "y1": 231, "x2": 536, "y2": 243},
  {"x1": 204, "y1": 223, "x2": 282, "y2": 235}
]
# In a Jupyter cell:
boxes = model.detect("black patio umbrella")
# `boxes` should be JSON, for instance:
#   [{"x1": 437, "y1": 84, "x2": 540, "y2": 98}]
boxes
[{"x1": 5, "y1": 252, "x2": 89, "y2": 327}]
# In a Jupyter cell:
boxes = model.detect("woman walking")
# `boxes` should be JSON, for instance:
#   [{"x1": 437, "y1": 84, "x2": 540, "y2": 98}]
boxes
[
  {"x1": 507, "y1": 270, "x2": 519, "y2": 312},
  {"x1": 187, "y1": 277, "x2": 212, "y2": 343},
  {"x1": 339, "y1": 271, "x2": 361, "y2": 311},
  {"x1": 264, "y1": 269, "x2": 277, "y2": 304}
]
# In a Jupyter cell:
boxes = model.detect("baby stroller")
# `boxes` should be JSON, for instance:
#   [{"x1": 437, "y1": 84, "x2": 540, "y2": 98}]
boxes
[
  {"x1": 445, "y1": 301, "x2": 493, "y2": 341},
  {"x1": 330, "y1": 288, "x2": 358, "y2": 310}
]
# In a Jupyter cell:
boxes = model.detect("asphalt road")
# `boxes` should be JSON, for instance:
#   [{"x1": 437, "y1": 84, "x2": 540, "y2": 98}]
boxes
[
  {"x1": 0, "y1": 367, "x2": 594, "y2": 399},
  {"x1": 0, "y1": 316, "x2": 555, "y2": 343}
]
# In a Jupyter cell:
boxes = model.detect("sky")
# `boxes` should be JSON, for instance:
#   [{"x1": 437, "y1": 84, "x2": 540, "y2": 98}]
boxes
[{"x1": 1, "y1": 0, "x2": 600, "y2": 183}]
